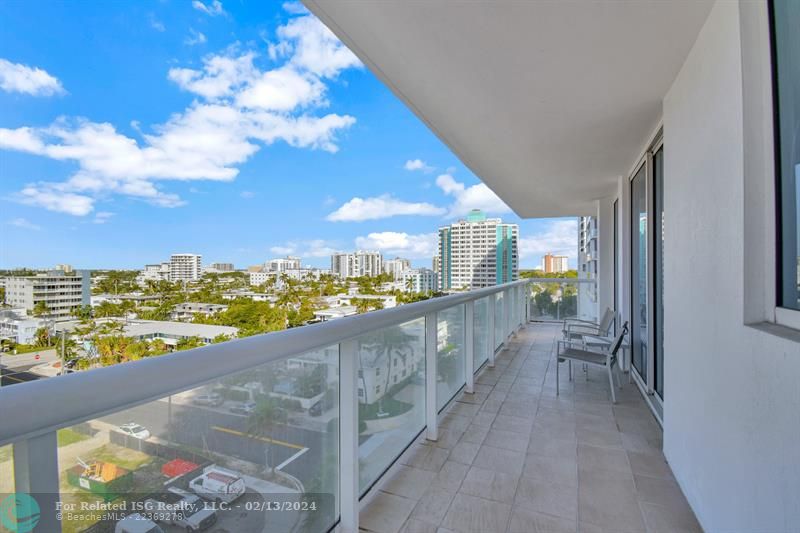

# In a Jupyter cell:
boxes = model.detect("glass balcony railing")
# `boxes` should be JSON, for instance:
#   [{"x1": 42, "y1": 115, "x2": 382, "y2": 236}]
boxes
[
  {"x1": 526, "y1": 277, "x2": 599, "y2": 324},
  {"x1": 0, "y1": 280, "x2": 529, "y2": 533}
]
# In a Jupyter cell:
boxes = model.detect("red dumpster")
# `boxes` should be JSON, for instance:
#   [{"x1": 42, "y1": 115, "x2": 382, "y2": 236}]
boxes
[{"x1": 161, "y1": 459, "x2": 199, "y2": 478}]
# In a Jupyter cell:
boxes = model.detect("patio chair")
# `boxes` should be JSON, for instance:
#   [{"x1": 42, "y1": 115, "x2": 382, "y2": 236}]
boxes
[
  {"x1": 562, "y1": 307, "x2": 615, "y2": 342},
  {"x1": 556, "y1": 321, "x2": 628, "y2": 403}
]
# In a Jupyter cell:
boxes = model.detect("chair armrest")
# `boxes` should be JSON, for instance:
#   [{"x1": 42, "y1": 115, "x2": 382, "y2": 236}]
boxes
[
  {"x1": 565, "y1": 323, "x2": 603, "y2": 335},
  {"x1": 564, "y1": 318, "x2": 601, "y2": 327}
]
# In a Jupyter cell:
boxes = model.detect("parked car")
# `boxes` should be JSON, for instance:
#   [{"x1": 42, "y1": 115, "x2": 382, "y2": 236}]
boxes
[
  {"x1": 188, "y1": 465, "x2": 246, "y2": 504},
  {"x1": 115, "y1": 514, "x2": 163, "y2": 533},
  {"x1": 228, "y1": 401, "x2": 256, "y2": 415},
  {"x1": 309, "y1": 401, "x2": 323, "y2": 417},
  {"x1": 143, "y1": 487, "x2": 217, "y2": 532},
  {"x1": 119, "y1": 423, "x2": 151, "y2": 440},
  {"x1": 192, "y1": 393, "x2": 223, "y2": 407}
]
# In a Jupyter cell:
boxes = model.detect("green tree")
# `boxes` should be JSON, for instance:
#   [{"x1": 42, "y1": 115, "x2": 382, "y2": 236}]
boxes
[
  {"x1": 32, "y1": 301, "x2": 50, "y2": 317},
  {"x1": 71, "y1": 304, "x2": 93, "y2": 321},
  {"x1": 176, "y1": 336, "x2": 203, "y2": 351},
  {"x1": 246, "y1": 398, "x2": 288, "y2": 474},
  {"x1": 33, "y1": 327, "x2": 51, "y2": 347}
]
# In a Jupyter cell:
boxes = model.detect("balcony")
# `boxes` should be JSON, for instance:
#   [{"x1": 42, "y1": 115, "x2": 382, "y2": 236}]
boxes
[{"x1": 0, "y1": 280, "x2": 698, "y2": 532}]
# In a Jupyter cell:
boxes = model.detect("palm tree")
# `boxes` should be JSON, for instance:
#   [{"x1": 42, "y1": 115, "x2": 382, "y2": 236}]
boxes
[{"x1": 246, "y1": 398, "x2": 288, "y2": 475}]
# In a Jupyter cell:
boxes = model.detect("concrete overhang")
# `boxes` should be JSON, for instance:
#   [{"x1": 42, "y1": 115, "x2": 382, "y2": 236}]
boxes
[{"x1": 305, "y1": 0, "x2": 713, "y2": 217}]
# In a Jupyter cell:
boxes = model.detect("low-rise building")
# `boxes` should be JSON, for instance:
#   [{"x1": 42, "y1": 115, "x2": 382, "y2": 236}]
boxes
[
  {"x1": 249, "y1": 271, "x2": 276, "y2": 286},
  {"x1": 2, "y1": 270, "x2": 90, "y2": 319},
  {"x1": 121, "y1": 320, "x2": 238, "y2": 347},
  {"x1": 266, "y1": 256, "x2": 301, "y2": 272},
  {"x1": 170, "y1": 302, "x2": 228, "y2": 321},
  {"x1": 0, "y1": 308, "x2": 47, "y2": 345},
  {"x1": 137, "y1": 263, "x2": 171, "y2": 285}
]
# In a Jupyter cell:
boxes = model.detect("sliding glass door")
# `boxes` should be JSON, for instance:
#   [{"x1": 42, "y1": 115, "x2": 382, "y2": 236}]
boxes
[
  {"x1": 653, "y1": 147, "x2": 664, "y2": 398},
  {"x1": 630, "y1": 164, "x2": 648, "y2": 379}
]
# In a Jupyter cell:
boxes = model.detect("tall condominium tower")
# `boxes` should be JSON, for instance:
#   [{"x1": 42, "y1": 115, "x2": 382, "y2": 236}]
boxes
[
  {"x1": 438, "y1": 209, "x2": 518, "y2": 290},
  {"x1": 169, "y1": 253, "x2": 202, "y2": 282}
]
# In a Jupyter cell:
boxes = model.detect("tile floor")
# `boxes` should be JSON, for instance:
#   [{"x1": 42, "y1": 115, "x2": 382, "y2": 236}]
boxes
[{"x1": 358, "y1": 323, "x2": 702, "y2": 533}]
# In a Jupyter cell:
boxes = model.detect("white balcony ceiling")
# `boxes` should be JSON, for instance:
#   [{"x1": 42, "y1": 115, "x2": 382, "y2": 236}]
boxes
[{"x1": 305, "y1": 0, "x2": 713, "y2": 217}]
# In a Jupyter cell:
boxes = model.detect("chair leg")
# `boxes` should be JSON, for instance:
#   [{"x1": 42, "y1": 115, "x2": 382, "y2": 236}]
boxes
[
  {"x1": 569, "y1": 360, "x2": 572, "y2": 381},
  {"x1": 556, "y1": 357, "x2": 560, "y2": 396},
  {"x1": 607, "y1": 366, "x2": 616, "y2": 404}
]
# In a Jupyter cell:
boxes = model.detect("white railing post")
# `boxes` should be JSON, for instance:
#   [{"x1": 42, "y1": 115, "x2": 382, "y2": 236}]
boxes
[
  {"x1": 487, "y1": 294, "x2": 496, "y2": 367},
  {"x1": 465, "y1": 300, "x2": 474, "y2": 394},
  {"x1": 339, "y1": 339, "x2": 360, "y2": 533},
  {"x1": 524, "y1": 283, "x2": 530, "y2": 323},
  {"x1": 425, "y1": 311, "x2": 438, "y2": 441},
  {"x1": 504, "y1": 289, "x2": 511, "y2": 339},
  {"x1": 14, "y1": 432, "x2": 61, "y2": 533}
]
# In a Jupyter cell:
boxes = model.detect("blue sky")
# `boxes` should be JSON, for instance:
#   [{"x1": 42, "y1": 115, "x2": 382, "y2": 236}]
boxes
[{"x1": 0, "y1": 1, "x2": 577, "y2": 271}]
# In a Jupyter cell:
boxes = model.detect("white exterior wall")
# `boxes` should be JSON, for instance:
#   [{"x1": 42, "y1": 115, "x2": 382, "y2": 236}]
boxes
[
  {"x1": 662, "y1": 2, "x2": 800, "y2": 530},
  {"x1": 169, "y1": 254, "x2": 202, "y2": 282}
]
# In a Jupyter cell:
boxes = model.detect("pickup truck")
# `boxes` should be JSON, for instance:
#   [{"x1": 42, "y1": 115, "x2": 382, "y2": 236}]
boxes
[
  {"x1": 188, "y1": 465, "x2": 246, "y2": 504},
  {"x1": 143, "y1": 487, "x2": 217, "y2": 532}
]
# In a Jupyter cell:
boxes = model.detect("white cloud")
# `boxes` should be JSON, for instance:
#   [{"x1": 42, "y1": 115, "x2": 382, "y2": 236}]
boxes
[
  {"x1": 404, "y1": 159, "x2": 433, "y2": 173},
  {"x1": 272, "y1": 14, "x2": 361, "y2": 78},
  {"x1": 271, "y1": 239, "x2": 338, "y2": 258},
  {"x1": 519, "y1": 219, "x2": 579, "y2": 260},
  {"x1": 185, "y1": 29, "x2": 207, "y2": 46},
  {"x1": 355, "y1": 232, "x2": 438, "y2": 259},
  {"x1": 1, "y1": 6, "x2": 360, "y2": 216},
  {"x1": 435, "y1": 173, "x2": 511, "y2": 217},
  {"x1": 0, "y1": 59, "x2": 64, "y2": 96},
  {"x1": 8, "y1": 218, "x2": 41, "y2": 231},
  {"x1": 240, "y1": 190, "x2": 255, "y2": 199},
  {"x1": 16, "y1": 186, "x2": 94, "y2": 216},
  {"x1": 192, "y1": 0, "x2": 225, "y2": 17},
  {"x1": 149, "y1": 14, "x2": 165, "y2": 32},
  {"x1": 327, "y1": 194, "x2": 446, "y2": 222},
  {"x1": 92, "y1": 211, "x2": 114, "y2": 224},
  {"x1": 282, "y1": 2, "x2": 309, "y2": 15}
]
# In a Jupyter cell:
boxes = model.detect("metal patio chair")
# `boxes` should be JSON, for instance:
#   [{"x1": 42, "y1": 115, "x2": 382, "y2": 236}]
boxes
[{"x1": 556, "y1": 321, "x2": 628, "y2": 403}]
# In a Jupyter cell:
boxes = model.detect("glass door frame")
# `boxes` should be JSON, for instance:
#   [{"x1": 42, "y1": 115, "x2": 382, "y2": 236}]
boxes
[{"x1": 627, "y1": 130, "x2": 662, "y2": 410}]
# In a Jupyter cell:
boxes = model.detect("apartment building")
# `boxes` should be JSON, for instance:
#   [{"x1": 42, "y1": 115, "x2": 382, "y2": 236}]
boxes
[
  {"x1": 0, "y1": 308, "x2": 46, "y2": 345},
  {"x1": 383, "y1": 257, "x2": 411, "y2": 279},
  {"x1": 401, "y1": 268, "x2": 438, "y2": 293},
  {"x1": 438, "y1": 209, "x2": 518, "y2": 290},
  {"x1": 2, "y1": 270, "x2": 90, "y2": 319},
  {"x1": 577, "y1": 216, "x2": 600, "y2": 321},
  {"x1": 206, "y1": 262, "x2": 234, "y2": 273},
  {"x1": 542, "y1": 252, "x2": 569, "y2": 273},
  {"x1": 331, "y1": 251, "x2": 384, "y2": 278},
  {"x1": 137, "y1": 263, "x2": 170, "y2": 285},
  {"x1": 168, "y1": 253, "x2": 202, "y2": 282},
  {"x1": 266, "y1": 256, "x2": 301, "y2": 272}
]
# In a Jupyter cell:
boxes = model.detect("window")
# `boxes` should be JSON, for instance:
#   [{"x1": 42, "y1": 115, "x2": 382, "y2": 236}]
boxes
[{"x1": 772, "y1": 0, "x2": 800, "y2": 312}]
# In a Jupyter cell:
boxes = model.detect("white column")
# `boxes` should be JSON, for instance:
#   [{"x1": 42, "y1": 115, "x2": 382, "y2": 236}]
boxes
[
  {"x1": 339, "y1": 339, "x2": 359, "y2": 533},
  {"x1": 425, "y1": 311, "x2": 438, "y2": 441},
  {"x1": 487, "y1": 294, "x2": 496, "y2": 367},
  {"x1": 465, "y1": 300, "x2": 474, "y2": 394},
  {"x1": 597, "y1": 197, "x2": 616, "y2": 320},
  {"x1": 14, "y1": 432, "x2": 61, "y2": 533},
  {"x1": 504, "y1": 289, "x2": 511, "y2": 339}
]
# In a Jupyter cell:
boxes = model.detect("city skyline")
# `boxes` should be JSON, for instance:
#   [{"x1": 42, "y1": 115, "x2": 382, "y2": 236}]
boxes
[{"x1": 0, "y1": 1, "x2": 577, "y2": 270}]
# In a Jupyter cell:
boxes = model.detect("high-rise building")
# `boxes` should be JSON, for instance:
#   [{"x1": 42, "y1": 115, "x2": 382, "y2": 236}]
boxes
[
  {"x1": 169, "y1": 254, "x2": 202, "y2": 282},
  {"x1": 2, "y1": 270, "x2": 90, "y2": 319},
  {"x1": 266, "y1": 256, "x2": 302, "y2": 272},
  {"x1": 577, "y1": 216, "x2": 599, "y2": 320},
  {"x1": 331, "y1": 251, "x2": 384, "y2": 278},
  {"x1": 543, "y1": 252, "x2": 569, "y2": 273},
  {"x1": 432, "y1": 255, "x2": 440, "y2": 276},
  {"x1": 438, "y1": 209, "x2": 518, "y2": 290},
  {"x1": 383, "y1": 257, "x2": 411, "y2": 279}
]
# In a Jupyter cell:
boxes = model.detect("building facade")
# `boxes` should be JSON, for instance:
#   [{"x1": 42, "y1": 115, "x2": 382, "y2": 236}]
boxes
[
  {"x1": 383, "y1": 257, "x2": 411, "y2": 279},
  {"x1": 543, "y1": 252, "x2": 570, "y2": 273},
  {"x1": 169, "y1": 254, "x2": 202, "y2": 282},
  {"x1": 331, "y1": 251, "x2": 384, "y2": 278},
  {"x1": 401, "y1": 268, "x2": 438, "y2": 293},
  {"x1": 207, "y1": 262, "x2": 234, "y2": 272},
  {"x1": 266, "y1": 256, "x2": 301, "y2": 272},
  {"x1": 3, "y1": 270, "x2": 90, "y2": 319},
  {"x1": 438, "y1": 209, "x2": 518, "y2": 290},
  {"x1": 0, "y1": 308, "x2": 47, "y2": 344}
]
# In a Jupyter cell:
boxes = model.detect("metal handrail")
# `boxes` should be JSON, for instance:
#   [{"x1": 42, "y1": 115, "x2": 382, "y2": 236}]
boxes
[{"x1": 0, "y1": 279, "x2": 528, "y2": 447}]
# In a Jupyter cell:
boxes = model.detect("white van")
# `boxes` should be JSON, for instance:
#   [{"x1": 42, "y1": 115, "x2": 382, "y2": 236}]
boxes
[{"x1": 188, "y1": 465, "x2": 246, "y2": 504}]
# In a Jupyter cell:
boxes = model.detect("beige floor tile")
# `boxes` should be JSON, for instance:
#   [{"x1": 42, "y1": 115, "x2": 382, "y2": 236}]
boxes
[
  {"x1": 640, "y1": 501, "x2": 702, "y2": 533},
  {"x1": 515, "y1": 476, "x2": 578, "y2": 520},
  {"x1": 576, "y1": 427, "x2": 623, "y2": 449},
  {"x1": 441, "y1": 493, "x2": 512, "y2": 533},
  {"x1": 459, "y1": 465, "x2": 520, "y2": 503},
  {"x1": 627, "y1": 450, "x2": 673, "y2": 479},
  {"x1": 527, "y1": 433, "x2": 577, "y2": 459},
  {"x1": 523, "y1": 452, "x2": 578, "y2": 487},
  {"x1": 382, "y1": 465, "x2": 437, "y2": 500},
  {"x1": 399, "y1": 518, "x2": 440, "y2": 533},
  {"x1": 577, "y1": 444, "x2": 631, "y2": 474},
  {"x1": 431, "y1": 460, "x2": 469, "y2": 492},
  {"x1": 492, "y1": 414, "x2": 534, "y2": 434},
  {"x1": 508, "y1": 506, "x2": 577, "y2": 533},
  {"x1": 361, "y1": 491, "x2": 418, "y2": 533},
  {"x1": 401, "y1": 443, "x2": 450, "y2": 472},
  {"x1": 483, "y1": 428, "x2": 531, "y2": 453},
  {"x1": 448, "y1": 440, "x2": 481, "y2": 465},
  {"x1": 472, "y1": 444, "x2": 526, "y2": 476},
  {"x1": 459, "y1": 424, "x2": 490, "y2": 445},
  {"x1": 410, "y1": 487, "x2": 456, "y2": 526}
]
